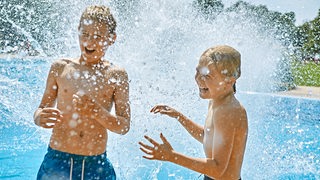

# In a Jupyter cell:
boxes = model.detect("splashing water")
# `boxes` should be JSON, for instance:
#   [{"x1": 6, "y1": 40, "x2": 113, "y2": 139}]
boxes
[{"x1": 0, "y1": 0, "x2": 319, "y2": 179}]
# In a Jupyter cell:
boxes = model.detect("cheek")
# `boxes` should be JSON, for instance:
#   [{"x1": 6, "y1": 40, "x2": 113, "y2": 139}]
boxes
[
  {"x1": 205, "y1": 79, "x2": 224, "y2": 91},
  {"x1": 98, "y1": 40, "x2": 109, "y2": 48}
]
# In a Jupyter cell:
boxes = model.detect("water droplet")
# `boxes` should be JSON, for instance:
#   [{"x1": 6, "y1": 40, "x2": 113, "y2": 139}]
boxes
[
  {"x1": 72, "y1": 113, "x2": 79, "y2": 119},
  {"x1": 69, "y1": 119, "x2": 77, "y2": 128},
  {"x1": 73, "y1": 71, "x2": 80, "y2": 79},
  {"x1": 200, "y1": 67, "x2": 209, "y2": 76},
  {"x1": 221, "y1": 69, "x2": 228, "y2": 74}
]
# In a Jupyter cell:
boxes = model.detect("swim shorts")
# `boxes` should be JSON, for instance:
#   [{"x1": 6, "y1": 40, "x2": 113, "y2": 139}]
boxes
[{"x1": 37, "y1": 146, "x2": 116, "y2": 180}]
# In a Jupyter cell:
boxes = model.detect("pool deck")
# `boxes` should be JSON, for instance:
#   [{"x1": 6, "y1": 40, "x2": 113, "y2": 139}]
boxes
[{"x1": 276, "y1": 86, "x2": 320, "y2": 100}]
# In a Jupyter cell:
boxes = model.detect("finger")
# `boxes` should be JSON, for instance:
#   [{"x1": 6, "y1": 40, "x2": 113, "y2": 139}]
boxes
[
  {"x1": 153, "y1": 109, "x2": 161, "y2": 114},
  {"x1": 153, "y1": 108, "x2": 167, "y2": 114},
  {"x1": 41, "y1": 111, "x2": 63, "y2": 120},
  {"x1": 45, "y1": 119, "x2": 59, "y2": 123},
  {"x1": 43, "y1": 112, "x2": 61, "y2": 120},
  {"x1": 150, "y1": 106, "x2": 160, "y2": 113},
  {"x1": 138, "y1": 142, "x2": 154, "y2": 150},
  {"x1": 42, "y1": 108, "x2": 61, "y2": 116},
  {"x1": 142, "y1": 155, "x2": 154, "y2": 160},
  {"x1": 160, "y1": 133, "x2": 170, "y2": 144},
  {"x1": 73, "y1": 94, "x2": 80, "y2": 99},
  {"x1": 150, "y1": 105, "x2": 166, "y2": 112},
  {"x1": 40, "y1": 119, "x2": 57, "y2": 127},
  {"x1": 40, "y1": 113, "x2": 61, "y2": 122},
  {"x1": 144, "y1": 135, "x2": 160, "y2": 147},
  {"x1": 150, "y1": 106, "x2": 155, "y2": 112},
  {"x1": 139, "y1": 147, "x2": 153, "y2": 155},
  {"x1": 73, "y1": 94, "x2": 82, "y2": 102},
  {"x1": 42, "y1": 124, "x2": 54, "y2": 129}
]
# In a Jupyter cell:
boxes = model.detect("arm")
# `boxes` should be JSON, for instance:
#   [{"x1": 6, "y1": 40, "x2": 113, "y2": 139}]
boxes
[
  {"x1": 150, "y1": 105, "x2": 204, "y2": 143},
  {"x1": 33, "y1": 61, "x2": 62, "y2": 128},
  {"x1": 112, "y1": 69, "x2": 131, "y2": 134},
  {"x1": 140, "y1": 108, "x2": 237, "y2": 179}
]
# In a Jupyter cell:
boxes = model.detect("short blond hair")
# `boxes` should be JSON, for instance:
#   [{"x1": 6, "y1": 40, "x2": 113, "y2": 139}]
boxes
[
  {"x1": 202, "y1": 45, "x2": 241, "y2": 79},
  {"x1": 79, "y1": 5, "x2": 117, "y2": 34}
]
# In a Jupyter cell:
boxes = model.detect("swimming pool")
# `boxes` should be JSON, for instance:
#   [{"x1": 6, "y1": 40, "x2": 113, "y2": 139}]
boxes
[{"x1": 0, "y1": 58, "x2": 319, "y2": 179}]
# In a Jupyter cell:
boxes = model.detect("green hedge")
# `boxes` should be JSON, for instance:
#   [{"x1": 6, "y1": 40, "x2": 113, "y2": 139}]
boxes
[{"x1": 292, "y1": 61, "x2": 320, "y2": 87}]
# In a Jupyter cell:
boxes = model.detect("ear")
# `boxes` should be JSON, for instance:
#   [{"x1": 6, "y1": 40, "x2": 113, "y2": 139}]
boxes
[
  {"x1": 225, "y1": 76, "x2": 236, "y2": 88},
  {"x1": 108, "y1": 33, "x2": 117, "y2": 45}
]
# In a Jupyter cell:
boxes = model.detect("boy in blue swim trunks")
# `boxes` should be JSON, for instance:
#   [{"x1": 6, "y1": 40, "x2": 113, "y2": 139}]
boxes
[{"x1": 34, "y1": 5, "x2": 131, "y2": 180}]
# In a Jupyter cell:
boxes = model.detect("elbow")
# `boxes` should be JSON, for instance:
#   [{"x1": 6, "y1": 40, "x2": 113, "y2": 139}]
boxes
[
  {"x1": 115, "y1": 117, "x2": 130, "y2": 135},
  {"x1": 120, "y1": 119, "x2": 130, "y2": 135},
  {"x1": 206, "y1": 160, "x2": 227, "y2": 179},
  {"x1": 119, "y1": 125, "x2": 130, "y2": 135}
]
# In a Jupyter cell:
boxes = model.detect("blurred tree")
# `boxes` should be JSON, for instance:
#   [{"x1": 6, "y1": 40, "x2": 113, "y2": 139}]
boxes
[
  {"x1": 0, "y1": 0, "x2": 64, "y2": 55},
  {"x1": 193, "y1": 0, "x2": 224, "y2": 20},
  {"x1": 299, "y1": 9, "x2": 320, "y2": 59}
]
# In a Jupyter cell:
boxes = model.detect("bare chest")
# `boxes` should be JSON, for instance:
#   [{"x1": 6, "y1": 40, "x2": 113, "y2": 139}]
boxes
[
  {"x1": 57, "y1": 64, "x2": 116, "y2": 106},
  {"x1": 203, "y1": 108, "x2": 215, "y2": 157}
]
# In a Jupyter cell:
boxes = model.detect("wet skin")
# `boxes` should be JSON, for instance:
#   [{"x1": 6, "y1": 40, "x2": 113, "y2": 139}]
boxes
[{"x1": 34, "y1": 21, "x2": 130, "y2": 156}]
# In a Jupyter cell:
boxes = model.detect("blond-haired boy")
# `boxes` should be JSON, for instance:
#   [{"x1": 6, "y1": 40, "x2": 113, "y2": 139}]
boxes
[
  {"x1": 34, "y1": 5, "x2": 130, "y2": 180},
  {"x1": 139, "y1": 45, "x2": 248, "y2": 180}
]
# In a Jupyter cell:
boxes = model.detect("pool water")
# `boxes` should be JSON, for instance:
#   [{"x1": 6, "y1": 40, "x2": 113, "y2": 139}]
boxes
[{"x1": 0, "y1": 58, "x2": 319, "y2": 179}]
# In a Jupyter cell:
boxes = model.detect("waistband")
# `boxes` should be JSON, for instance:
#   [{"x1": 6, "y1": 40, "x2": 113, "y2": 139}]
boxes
[{"x1": 46, "y1": 146, "x2": 107, "y2": 162}]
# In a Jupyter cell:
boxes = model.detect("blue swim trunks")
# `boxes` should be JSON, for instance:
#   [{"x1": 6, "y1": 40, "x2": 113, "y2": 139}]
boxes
[{"x1": 37, "y1": 146, "x2": 116, "y2": 180}]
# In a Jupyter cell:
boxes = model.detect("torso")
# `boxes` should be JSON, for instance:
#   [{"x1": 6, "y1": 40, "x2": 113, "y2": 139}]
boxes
[
  {"x1": 203, "y1": 98, "x2": 248, "y2": 179},
  {"x1": 49, "y1": 58, "x2": 119, "y2": 155}
]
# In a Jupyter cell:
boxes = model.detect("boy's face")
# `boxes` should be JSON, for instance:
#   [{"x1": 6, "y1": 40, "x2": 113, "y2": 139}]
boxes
[
  {"x1": 195, "y1": 57, "x2": 233, "y2": 99},
  {"x1": 78, "y1": 20, "x2": 115, "y2": 64}
]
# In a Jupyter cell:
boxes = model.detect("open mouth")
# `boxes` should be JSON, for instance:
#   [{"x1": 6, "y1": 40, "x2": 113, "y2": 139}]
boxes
[
  {"x1": 199, "y1": 87, "x2": 209, "y2": 93},
  {"x1": 85, "y1": 47, "x2": 95, "y2": 54}
]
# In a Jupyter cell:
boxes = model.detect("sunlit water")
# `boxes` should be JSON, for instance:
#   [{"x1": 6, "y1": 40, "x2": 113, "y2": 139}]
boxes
[
  {"x1": 1, "y1": 59, "x2": 319, "y2": 179},
  {"x1": 0, "y1": 0, "x2": 319, "y2": 179}
]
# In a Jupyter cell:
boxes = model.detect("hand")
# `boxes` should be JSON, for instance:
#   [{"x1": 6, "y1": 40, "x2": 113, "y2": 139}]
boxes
[
  {"x1": 72, "y1": 94, "x2": 97, "y2": 113},
  {"x1": 34, "y1": 108, "x2": 62, "y2": 128},
  {"x1": 150, "y1": 105, "x2": 181, "y2": 119},
  {"x1": 139, "y1": 133, "x2": 174, "y2": 161}
]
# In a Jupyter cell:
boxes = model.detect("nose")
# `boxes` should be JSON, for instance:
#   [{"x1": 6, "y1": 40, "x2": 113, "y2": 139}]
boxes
[{"x1": 195, "y1": 72, "x2": 203, "y2": 84}]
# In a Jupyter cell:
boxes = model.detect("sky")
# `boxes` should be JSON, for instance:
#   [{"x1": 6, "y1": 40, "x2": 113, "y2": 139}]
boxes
[{"x1": 222, "y1": 0, "x2": 320, "y2": 25}]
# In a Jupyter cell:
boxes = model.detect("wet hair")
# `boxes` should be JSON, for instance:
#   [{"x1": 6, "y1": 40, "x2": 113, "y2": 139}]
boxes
[
  {"x1": 79, "y1": 5, "x2": 117, "y2": 34},
  {"x1": 202, "y1": 45, "x2": 241, "y2": 92}
]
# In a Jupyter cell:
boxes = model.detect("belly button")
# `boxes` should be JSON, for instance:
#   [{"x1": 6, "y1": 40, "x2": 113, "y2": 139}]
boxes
[
  {"x1": 80, "y1": 131, "x2": 84, "y2": 137},
  {"x1": 64, "y1": 89, "x2": 68, "y2": 93}
]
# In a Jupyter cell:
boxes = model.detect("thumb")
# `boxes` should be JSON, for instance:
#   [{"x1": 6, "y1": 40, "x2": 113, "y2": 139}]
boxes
[{"x1": 160, "y1": 133, "x2": 169, "y2": 144}]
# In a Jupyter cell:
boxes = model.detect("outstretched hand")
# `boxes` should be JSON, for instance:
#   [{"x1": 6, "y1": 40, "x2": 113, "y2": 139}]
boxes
[
  {"x1": 139, "y1": 133, "x2": 174, "y2": 161},
  {"x1": 150, "y1": 105, "x2": 181, "y2": 119}
]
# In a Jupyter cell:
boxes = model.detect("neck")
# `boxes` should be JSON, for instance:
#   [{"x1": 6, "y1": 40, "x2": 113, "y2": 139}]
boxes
[
  {"x1": 79, "y1": 56, "x2": 103, "y2": 66},
  {"x1": 211, "y1": 90, "x2": 235, "y2": 107}
]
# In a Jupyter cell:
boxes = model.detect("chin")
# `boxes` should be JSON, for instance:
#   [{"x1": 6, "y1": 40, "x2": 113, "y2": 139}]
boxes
[
  {"x1": 83, "y1": 54, "x2": 101, "y2": 62},
  {"x1": 199, "y1": 93, "x2": 209, "y2": 99}
]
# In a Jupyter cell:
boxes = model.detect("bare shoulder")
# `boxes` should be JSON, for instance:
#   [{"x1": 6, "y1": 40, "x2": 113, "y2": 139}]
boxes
[
  {"x1": 107, "y1": 63, "x2": 129, "y2": 79},
  {"x1": 50, "y1": 58, "x2": 75, "y2": 69},
  {"x1": 215, "y1": 100, "x2": 247, "y2": 128},
  {"x1": 48, "y1": 58, "x2": 77, "y2": 76}
]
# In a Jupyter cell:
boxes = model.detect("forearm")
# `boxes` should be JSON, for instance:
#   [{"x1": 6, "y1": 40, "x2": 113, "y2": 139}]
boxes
[
  {"x1": 169, "y1": 151, "x2": 221, "y2": 178},
  {"x1": 176, "y1": 114, "x2": 204, "y2": 143},
  {"x1": 92, "y1": 106, "x2": 130, "y2": 135}
]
